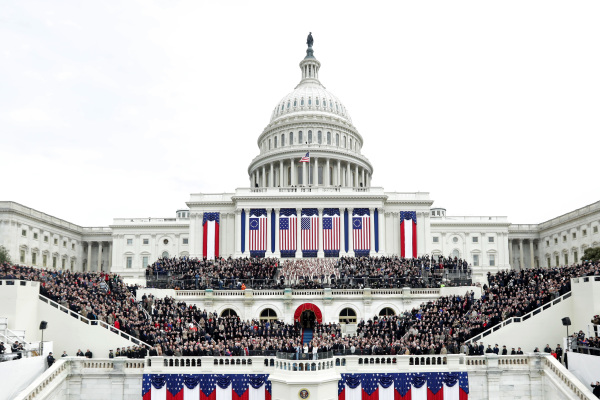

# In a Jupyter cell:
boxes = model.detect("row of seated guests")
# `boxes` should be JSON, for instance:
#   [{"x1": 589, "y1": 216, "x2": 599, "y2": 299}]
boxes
[
  {"x1": 2, "y1": 260, "x2": 600, "y2": 358},
  {"x1": 146, "y1": 254, "x2": 471, "y2": 291}
]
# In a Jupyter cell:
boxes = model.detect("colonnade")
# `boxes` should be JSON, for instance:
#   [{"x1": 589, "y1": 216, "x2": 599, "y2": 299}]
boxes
[
  {"x1": 508, "y1": 239, "x2": 537, "y2": 270},
  {"x1": 83, "y1": 241, "x2": 112, "y2": 272},
  {"x1": 250, "y1": 157, "x2": 371, "y2": 188},
  {"x1": 233, "y1": 207, "x2": 385, "y2": 258}
]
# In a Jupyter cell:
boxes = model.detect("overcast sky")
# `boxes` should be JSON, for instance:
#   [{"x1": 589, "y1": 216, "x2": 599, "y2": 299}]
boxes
[{"x1": 1, "y1": 1, "x2": 599, "y2": 227}]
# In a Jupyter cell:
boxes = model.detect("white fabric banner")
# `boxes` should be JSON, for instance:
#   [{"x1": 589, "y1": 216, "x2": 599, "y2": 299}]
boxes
[
  {"x1": 567, "y1": 352, "x2": 600, "y2": 392},
  {"x1": 443, "y1": 382, "x2": 459, "y2": 400},
  {"x1": 403, "y1": 220, "x2": 413, "y2": 258},
  {"x1": 183, "y1": 385, "x2": 199, "y2": 400},
  {"x1": 249, "y1": 386, "x2": 266, "y2": 400},
  {"x1": 150, "y1": 385, "x2": 166, "y2": 400},
  {"x1": 216, "y1": 383, "x2": 232, "y2": 400},
  {"x1": 345, "y1": 383, "x2": 362, "y2": 400},
  {"x1": 411, "y1": 384, "x2": 427, "y2": 400},
  {"x1": 379, "y1": 383, "x2": 395, "y2": 400},
  {"x1": 206, "y1": 220, "x2": 216, "y2": 260}
]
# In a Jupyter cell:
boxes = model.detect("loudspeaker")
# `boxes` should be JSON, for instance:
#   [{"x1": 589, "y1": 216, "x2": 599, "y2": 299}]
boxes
[
  {"x1": 561, "y1": 317, "x2": 571, "y2": 326},
  {"x1": 39, "y1": 321, "x2": 48, "y2": 330}
]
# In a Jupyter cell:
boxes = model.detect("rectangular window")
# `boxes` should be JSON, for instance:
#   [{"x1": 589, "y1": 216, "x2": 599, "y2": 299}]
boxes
[
  {"x1": 488, "y1": 236, "x2": 494, "y2": 243},
  {"x1": 70, "y1": 261, "x2": 74, "y2": 270},
  {"x1": 556, "y1": 255, "x2": 559, "y2": 267},
  {"x1": 582, "y1": 229, "x2": 587, "y2": 236},
  {"x1": 564, "y1": 254, "x2": 568, "y2": 265},
  {"x1": 43, "y1": 254, "x2": 47, "y2": 267},
  {"x1": 54, "y1": 238, "x2": 58, "y2": 245},
  {"x1": 32, "y1": 253, "x2": 37, "y2": 265},
  {"x1": 142, "y1": 256, "x2": 148, "y2": 268},
  {"x1": 572, "y1": 232, "x2": 576, "y2": 239},
  {"x1": 44, "y1": 236, "x2": 48, "y2": 243},
  {"x1": 72, "y1": 243, "x2": 75, "y2": 250},
  {"x1": 594, "y1": 226, "x2": 599, "y2": 234},
  {"x1": 433, "y1": 237, "x2": 439, "y2": 243},
  {"x1": 547, "y1": 257, "x2": 551, "y2": 268},
  {"x1": 62, "y1": 258, "x2": 66, "y2": 269},
  {"x1": 472, "y1": 237, "x2": 478, "y2": 243},
  {"x1": 34, "y1": 233, "x2": 38, "y2": 239},
  {"x1": 143, "y1": 238, "x2": 149, "y2": 245},
  {"x1": 20, "y1": 250, "x2": 25, "y2": 263},
  {"x1": 489, "y1": 254, "x2": 495, "y2": 266},
  {"x1": 127, "y1": 239, "x2": 133, "y2": 245},
  {"x1": 290, "y1": 132, "x2": 294, "y2": 144},
  {"x1": 299, "y1": 131, "x2": 303, "y2": 143},
  {"x1": 183, "y1": 238, "x2": 189, "y2": 245},
  {"x1": 21, "y1": 229, "x2": 27, "y2": 237},
  {"x1": 126, "y1": 257, "x2": 132, "y2": 269},
  {"x1": 52, "y1": 257, "x2": 57, "y2": 268},
  {"x1": 327, "y1": 132, "x2": 331, "y2": 144},
  {"x1": 574, "y1": 251, "x2": 578, "y2": 262},
  {"x1": 562, "y1": 235, "x2": 566, "y2": 242},
  {"x1": 63, "y1": 241, "x2": 66, "y2": 247},
  {"x1": 546, "y1": 240, "x2": 550, "y2": 247},
  {"x1": 554, "y1": 238, "x2": 558, "y2": 244},
  {"x1": 473, "y1": 254, "x2": 479, "y2": 266}
]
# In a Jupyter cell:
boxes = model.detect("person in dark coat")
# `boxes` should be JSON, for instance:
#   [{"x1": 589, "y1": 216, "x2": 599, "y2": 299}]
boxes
[{"x1": 47, "y1": 352, "x2": 55, "y2": 367}]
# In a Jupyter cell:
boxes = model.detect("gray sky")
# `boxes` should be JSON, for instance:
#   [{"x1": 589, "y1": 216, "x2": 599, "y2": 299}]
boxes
[{"x1": 2, "y1": 1, "x2": 599, "y2": 227}]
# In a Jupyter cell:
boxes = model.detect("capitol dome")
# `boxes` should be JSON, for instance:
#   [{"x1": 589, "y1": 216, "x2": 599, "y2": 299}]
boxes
[{"x1": 248, "y1": 35, "x2": 373, "y2": 190}]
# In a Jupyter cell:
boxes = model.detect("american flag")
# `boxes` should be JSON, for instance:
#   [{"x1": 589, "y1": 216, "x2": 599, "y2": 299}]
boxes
[
  {"x1": 250, "y1": 208, "x2": 267, "y2": 254},
  {"x1": 323, "y1": 208, "x2": 340, "y2": 253},
  {"x1": 338, "y1": 372, "x2": 469, "y2": 400},
  {"x1": 299, "y1": 152, "x2": 310, "y2": 162},
  {"x1": 352, "y1": 208, "x2": 370, "y2": 253},
  {"x1": 142, "y1": 373, "x2": 272, "y2": 400},
  {"x1": 279, "y1": 208, "x2": 297, "y2": 254},
  {"x1": 301, "y1": 208, "x2": 319, "y2": 253}
]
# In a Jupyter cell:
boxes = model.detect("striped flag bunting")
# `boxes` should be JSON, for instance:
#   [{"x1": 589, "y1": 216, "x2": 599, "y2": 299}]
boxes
[
  {"x1": 279, "y1": 208, "x2": 297, "y2": 258},
  {"x1": 352, "y1": 208, "x2": 370, "y2": 257},
  {"x1": 323, "y1": 208, "x2": 340, "y2": 257},
  {"x1": 301, "y1": 208, "x2": 319, "y2": 257},
  {"x1": 249, "y1": 208, "x2": 267, "y2": 258}
]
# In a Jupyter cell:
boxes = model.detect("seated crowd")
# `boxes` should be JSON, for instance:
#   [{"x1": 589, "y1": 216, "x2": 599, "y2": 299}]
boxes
[
  {"x1": 147, "y1": 254, "x2": 471, "y2": 290},
  {"x1": 1, "y1": 260, "x2": 599, "y2": 360}
]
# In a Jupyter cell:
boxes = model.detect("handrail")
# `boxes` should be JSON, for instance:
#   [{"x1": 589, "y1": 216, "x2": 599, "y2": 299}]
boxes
[
  {"x1": 38, "y1": 294, "x2": 152, "y2": 349},
  {"x1": 542, "y1": 354, "x2": 597, "y2": 399},
  {"x1": 14, "y1": 360, "x2": 70, "y2": 400},
  {"x1": 466, "y1": 290, "x2": 572, "y2": 344}
]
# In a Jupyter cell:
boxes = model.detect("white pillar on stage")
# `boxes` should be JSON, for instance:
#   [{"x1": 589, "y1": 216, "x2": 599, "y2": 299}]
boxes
[
  {"x1": 274, "y1": 208, "x2": 281, "y2": 257},
  {"x1": 279, "y1": 160, "x2": 284, "y2": 187},
  {"x1": 97, "y1": 242, "x2": 103, "y2": 272},
  {"x1": 349, "y1": 208, "x2": 355, "y2": 256},
  {"x1": 270, "y1": 163, "x2": 274, "y2": 188},
  {"x1": 378, "y1": 208, "x2": 386, "y2": 255},
  {"x1": 325, "y1": 158, "x2": 330, "y2": 187},
  {"x1": 296, "y1": 208, "x2": 302, "y2": 258},
  {"x1": 87, "y1": 242, "x2": 92, "y2": 272},
  {"x1": 317, "y1": 208, "x2": 324, "y2": 258},
  {"x1": 340, "y1": 208, "x2": 346, "y2": 256},
  {"x1": 262, "y1": 165, "x2": 266, "y2": 187},
  {"x1": 369, "y1": 208, "x2": 375, "y2": 254},
  {"x1": 235, "y1": 210, "x2": 242, "y2": 256},
  {"x1": 266, "y1": 208, "x2": 272, "y2": 256},
  {"x1": 337, "y1": 160, "x2": 341, "y2": 187},
  {"x1": 243, "y1": 209, "x2": 249, "y2": 256}
]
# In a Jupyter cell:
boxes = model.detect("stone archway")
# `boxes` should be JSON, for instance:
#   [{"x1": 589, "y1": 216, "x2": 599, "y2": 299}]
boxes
[{"x1": 294, "y1": 303, "x2": 323, "y2": 325}]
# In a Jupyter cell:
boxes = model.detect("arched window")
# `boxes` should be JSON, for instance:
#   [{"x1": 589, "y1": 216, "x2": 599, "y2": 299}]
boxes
[
  {"x1": 299, "y1": 131, "x2": 303, "y2": 143},
  {"x1": 343, "y1": 136, "x2": 346, "y2": 147},
  {"x1": 329, "y1": 100, "x2": 333, "y2": 108},
  {"x1": 336, "y1": 103, "x2": 339, "y2": 111},
  {"x1": 308, "y1": 97, "x2": 312, "y2": 106},
  {"x1": 287, "y1": 101, "x2": 290, "y2": 109},
  {"x1": 269, "y1": 139, "x2": 272, "y2": 150},
  {"x1": 281, "y1": 104, "x2": 284, "y2": 111},
  {"x1": 327, "y1": 132, "x2": 331, "y2": 145},
  {"x1": 318, "y1": 131, "x2": 322, "y2": 144},
  {"x1": 308, "y1": 130, "x2": 312, "y2": 143},
  {"x1": 281, "y1": 134, "x2": 285, "y2": 146},
  {"x1": 336, "y1": 133, "x2": 340, "y2": 146},
  {"x1": 349, "y1": 138, "x2": 352, "y2": 149},
  {"x1": 221, "y1": 308, "x2": 238, "y2": 317},
  {"x1": 162, "y1": 251, "x2": 169, "y2": 258},
  {"x1": 301, "y1": 98, "x2": 304, "y2": 106},
  {"x1": 260, "y1": 308, "x2": 278, "y2": 321},
  {"x1": 294, "y1": 99, "x2": 297, "y2": 107},
  {"x1": 323, "y1": 98, "x2": 326, "y2": 108},
  {"x1": 339, "y1": 308, "x2": 357, "y2": 324},
  {"x1": 379, "y1": 307, "x2": 396, "y2": 317},
  {"x1": 316, "y1": 98, "x2": 319, "y2": 106},
  {"x1": 452, "y1": 249, "x2": 460, "y2": 258},
  {"x1": 290, "y1": 132, "x2": 294, "y2": 144},
  {"x1": 274, "y1": 136, "x2": 278, "y2": 148}
]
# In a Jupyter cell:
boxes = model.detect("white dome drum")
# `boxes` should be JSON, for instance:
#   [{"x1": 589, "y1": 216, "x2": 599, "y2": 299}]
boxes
[{"x1": 248, "y1": 36, "x2": 373, "y2": 189}]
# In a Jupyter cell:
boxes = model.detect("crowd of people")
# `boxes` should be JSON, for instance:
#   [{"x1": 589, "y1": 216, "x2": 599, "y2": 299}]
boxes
[
  {"x1": 146, "y1": 255, "x2": 472, "y2": 290},
  {"x1": 2, "y1": 259, "x2": 599, "y2": 361}
]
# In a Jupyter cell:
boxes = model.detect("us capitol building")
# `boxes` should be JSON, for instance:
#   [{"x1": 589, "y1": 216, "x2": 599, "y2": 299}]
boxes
[{"x1": 1, "y1": 36, "x2": 599, "y2": 283}]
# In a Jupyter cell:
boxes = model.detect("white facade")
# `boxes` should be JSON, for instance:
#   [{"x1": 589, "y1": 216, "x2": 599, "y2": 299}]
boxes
[{"x1": 2, "y1": 42, "x2": 600, "y2": 280}]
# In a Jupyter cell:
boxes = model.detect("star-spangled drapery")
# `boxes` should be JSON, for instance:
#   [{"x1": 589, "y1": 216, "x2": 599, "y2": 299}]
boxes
[
  {"x1": 400, "y1": 211, "x2": 417, "y2": 258},
  {"x1": 338, "y1": 373, "x2": 468, "y2": 400},
  {"x1": 142, "y1": 374, "x2": 272, "y2": 400},
  {"x1": 279, "y1": 208, "x2": 297, "y2": 257},
  {"x1": 323, "y1": 208, "x2": 340, "y2": 256},
  {"x1": 250, "y1": 208, "x2": 267, "y2": 257},
  {"x1": 203, "y1": 212, "x2": 220, "y2": 260}
]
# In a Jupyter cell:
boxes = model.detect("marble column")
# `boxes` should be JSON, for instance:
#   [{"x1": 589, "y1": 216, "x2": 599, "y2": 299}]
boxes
[
  {"x1": 369, "y1": 208, "x2": 375, "y2": 253},
  {"x1": 87, "y1": 242, "x2": 92, "y2": 272},
  {"x1": 337, "y1": 160, "x2": 341, "y2": 187},
  {"x1": 290, "y1": 158, "x2": 296, "y2": 186},
  {"x1": 317, "y1": 208, "x2": 324, "y2": 257},
  {"x1": 519, "y1": 239, "x2": 524, "y2": 270},
  {"x1": 266, "y1": 208, "x2": 272, "y2": 256},
  {"x1": 98, "y1": 242, "x2": 103, "y2": 272},
  {"x1": 313, "y1": 157, "x2": 319, "y2": 186},
  {"x1": 361, "y1": 169, "x2": 365, "y2": 187},
  {"x1": 355, "y1": 164, "x2": 359, "y2": 187},
  {"x1": 325, "y1": 158, "x2": 330, "y2": 187},
  {"x1": 508, "y1": 239, "x2": 513, "y2": 269},
  {"x1": 274, "y1": 208, "x2": 281, "y2": 257},
  {"x1": 235, "y1": 210, "x2": 241, "y2": 256},
  {"x1": 349, "y1": 208, "x2": 355, "y2": 255},
  {"x1": 108, "y1": 242, "x2": 112, "y2": 271},
  {"x1": 279, "y1": 160, "x2": 284, "y2": 187},
  {"x1": 529, "y1": 240, "x2": 535, "y2": 269},
  {"x1": 262, "y1": 165, "x2": 266, "y2": 187},
  {"x1": 340, "y1": 208, "x2": 346, "y2": 256},
  {"x1": 346, "y1": 163, "x2": 351, "y2": 187},
  {"x1": 296, "y1": 208, "x2": 302, "y2": 257},
  {"x1": 270, "y1": 163, "x2": 274, "y2": 188},
  {"x1": 243, "y1": 209, "x2": 249, "y2": 256},
  {"x1": 379, "y1": 208, "x2": 386, "y2": 255}
]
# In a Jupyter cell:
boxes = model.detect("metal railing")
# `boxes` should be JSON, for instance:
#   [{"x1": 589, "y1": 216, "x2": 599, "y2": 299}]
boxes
[
  {"x1": 466, "y1": 291, "x2": 572, "y2": 343},
  {"x1": 38, "y1": 294, "x2": 152, "y2": 349}
]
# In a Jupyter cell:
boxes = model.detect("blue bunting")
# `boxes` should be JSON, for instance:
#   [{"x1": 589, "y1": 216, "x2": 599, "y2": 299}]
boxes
[
  {"x1": 379, "y1": 375, "x2": 394, "y2": 388},
  {"x1": 183, "y1": 376, "x2": 199, "y2": 390},
  {"x1": 412, "y1": 374, "x2": 427, "y2": 389},
  {"x1": 249, "y1": 376, "x2": 265, "y2": 389},
  {"x1": 345, "y1": 375, "x2": 361, "y2": 389},
  {"x1": 216, "y1": 376, "x2": 231, "y2": 389},
  {"x1": 150, "y1": 375, "x2": 166, "y2": 389},
  {"x1": 443, "y1": 373, "x2": 458, "y2": 387}
]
